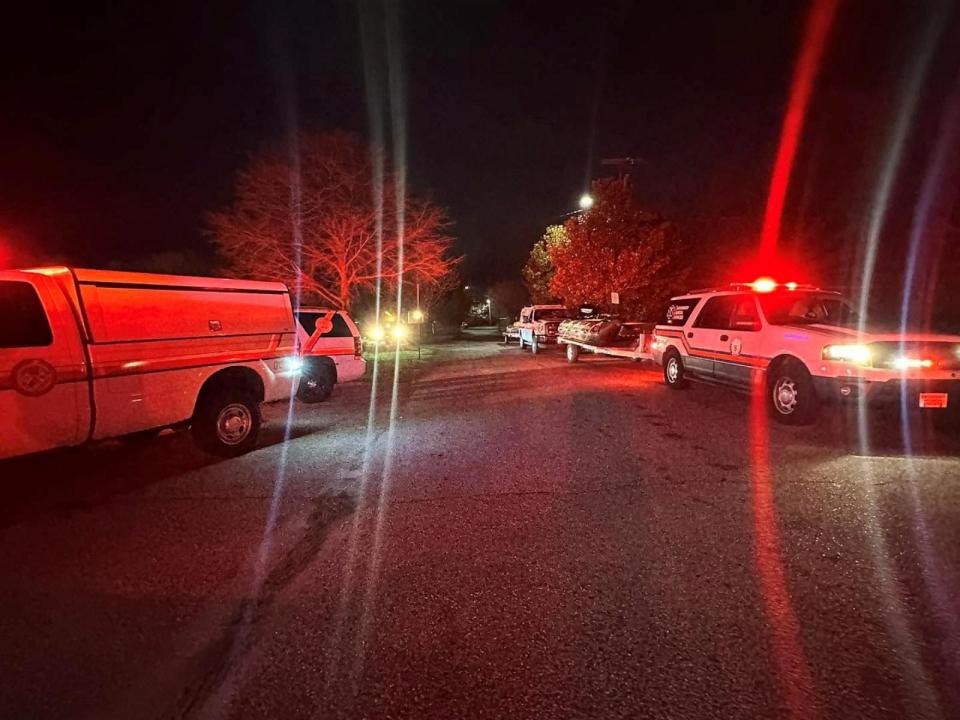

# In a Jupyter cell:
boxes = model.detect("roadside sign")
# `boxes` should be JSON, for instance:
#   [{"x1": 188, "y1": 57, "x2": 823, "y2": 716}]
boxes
[{"x1": 610, "y1": 292, "x2": 620, "y2": 305}]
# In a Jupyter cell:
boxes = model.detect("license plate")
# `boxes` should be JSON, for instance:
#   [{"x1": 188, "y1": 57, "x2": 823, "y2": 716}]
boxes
[{"x1": 919, "y1": 393, "x2": 949, "y2": 409}]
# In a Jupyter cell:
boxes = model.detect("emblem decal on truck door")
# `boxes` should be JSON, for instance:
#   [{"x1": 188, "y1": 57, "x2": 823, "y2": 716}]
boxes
[
  {"x1": 12, "y1": 359, "x2": 58, "y2": 397},
  {"x1": 209, "y1": 320, "x2": 223, "y2": 331},
  {"x1": 731, "y1": 338, "x2": 743, "y2": 356}
]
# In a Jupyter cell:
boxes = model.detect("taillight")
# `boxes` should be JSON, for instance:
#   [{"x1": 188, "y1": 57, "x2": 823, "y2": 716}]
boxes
[{"x1": 354, "y1": 336, "x2": 363, "y2": 356}]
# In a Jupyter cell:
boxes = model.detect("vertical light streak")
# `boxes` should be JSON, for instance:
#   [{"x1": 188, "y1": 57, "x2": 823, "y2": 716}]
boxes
[
  {"x1": 856, "y1": 458, "x2": 944, "y2": 717},
  {"x1": 855, "y1": 1, "x2": 947, "y2": 455},
  {"x1": 759, "y1": 0, "x2": 839, "y2": 260},
  {"x1": 897, "y1": 65, "x2": 960, "y2": 448},
  {"x1": 749, "y1": 379, "x2": 818, "y2": 719},
  {"x1": 324, "y1": 0, "x2": 389, "y2": 693},
  {"x1": 353, "y1": 0, "x2": 407, "y2": 679}
]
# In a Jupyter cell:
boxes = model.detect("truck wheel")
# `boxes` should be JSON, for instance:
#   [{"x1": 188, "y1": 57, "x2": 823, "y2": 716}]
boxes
[
  {"x1": 767, "y1": 359, "x2": 818, "y2": 425},
  {"x1": 192, "y1": 389, "x2": 261, "y2": 456},
  {"x1": 566, "y1": 343, "x2": 579, "y2": 363},
  {"x1": 663, "y1": 350, "x2": 688, "y2": 389},
  {"x1": 531, "y1": 336, "x2": 539, "y2": 355},
  {"x1": 297, "y1": 364, "x2": 335, "y2": 403}
]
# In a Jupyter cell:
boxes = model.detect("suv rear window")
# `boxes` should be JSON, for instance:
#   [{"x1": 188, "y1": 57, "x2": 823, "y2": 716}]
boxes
[
  {"x1": 0, "y1": 281, "x2": 53, "y2": 348},
  {"x1": 663, "y1": 297, "x2": 701, "y2": 325},
  {"x1": 296, "y1": 312, "x2": 324, "y2": 337},
  {"x1": 324, "y1": 314, "x2": 353, "y2": 337}
]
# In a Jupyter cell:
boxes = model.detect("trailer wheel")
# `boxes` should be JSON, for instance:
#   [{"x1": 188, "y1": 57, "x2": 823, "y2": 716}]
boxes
[
  {"x1": 566, "y1": 343, "x2": 579, "y2": 363},
  {"x1": 531, "y1": 336, "x2": 539, "y2": 355},
  {"x1": 192, "y1": 388, "x2": 261, "y2": 456}
]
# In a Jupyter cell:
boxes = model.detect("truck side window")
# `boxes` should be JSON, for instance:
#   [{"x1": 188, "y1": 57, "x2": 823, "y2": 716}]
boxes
[
  {"x1": 0, "y1": 281, "x2": 53, "y2": 348},
  {"x1": 323, "y1": 314, "x2": 353, "y2": 337},
  {"x1": 693, "y1": 295, "x2": 737, "y2": 330}
]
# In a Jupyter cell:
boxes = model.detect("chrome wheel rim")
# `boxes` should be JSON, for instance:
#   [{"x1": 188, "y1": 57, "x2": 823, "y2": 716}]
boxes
[
  {"x1": 216, "y1": 403, "x2": 253, "y2": 445},
  {"x1": 667, "y1": 358, "x2": 680, "y2": 383},
  {"x1": 773, "y1": 377, "x2": 798, "y2": 414}
]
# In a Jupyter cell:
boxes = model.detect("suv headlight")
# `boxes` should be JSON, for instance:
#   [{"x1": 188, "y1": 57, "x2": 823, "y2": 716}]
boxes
[
  {"x1": 275, "y1": 356, "x2": 303, "y2": 374},
  {"x1": 822, "y1": 344, "x2": 872, "y2": 366}
]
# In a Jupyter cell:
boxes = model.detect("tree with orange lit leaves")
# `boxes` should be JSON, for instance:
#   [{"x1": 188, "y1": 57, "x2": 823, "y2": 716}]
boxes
[
  {"x1": 548, "y1": 177, "x2": 688, "y2": 318},
  {"x1": 209, "y1": 131, "x2": 460, "y2": 311}
]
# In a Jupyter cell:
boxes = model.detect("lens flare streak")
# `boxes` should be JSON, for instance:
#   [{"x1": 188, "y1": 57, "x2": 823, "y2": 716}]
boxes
[{"x1": 759, "y1": 0, "x2": 839, "y2": 260}]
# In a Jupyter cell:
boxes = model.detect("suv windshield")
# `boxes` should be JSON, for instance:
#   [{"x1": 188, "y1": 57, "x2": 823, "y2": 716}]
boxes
[{"x1": 758, "y1": 292, "x2": 860, "y2": 326}]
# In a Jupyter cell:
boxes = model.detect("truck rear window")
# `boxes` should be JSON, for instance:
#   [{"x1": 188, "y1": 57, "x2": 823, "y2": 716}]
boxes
[{"x1": 0, "y1": 281, "x2": 53, "y2": 348}]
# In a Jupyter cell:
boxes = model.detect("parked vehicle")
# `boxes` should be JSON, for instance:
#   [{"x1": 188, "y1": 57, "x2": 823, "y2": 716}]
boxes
[
  {"x1": 515, "y1": 305, "x2": 575, "y2": 354},
  {"x1": 1, "y1": 267, "x2": 302, "y2": 459},
  {"x1": 651, "y1": 279, "x2": 960, "y2": 427},
  {"x1": 294, "y1": 307, "x2": 366, "y2": 402},
  {"x1": 558, "y1": 318, "x2": 656, "y2": 363}
]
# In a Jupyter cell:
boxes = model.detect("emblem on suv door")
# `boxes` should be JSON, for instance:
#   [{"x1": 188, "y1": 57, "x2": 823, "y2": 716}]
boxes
[
  {"x1": 731, "y1": 338, "x2": 743, "y2": 356},
  {"x1": 12, "y1": 358, "x2": 58, "y2": 396}
]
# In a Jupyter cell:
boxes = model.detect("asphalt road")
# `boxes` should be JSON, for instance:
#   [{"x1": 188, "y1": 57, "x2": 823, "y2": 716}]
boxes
[{"x1": 2, "y1": 329, "x2": 959, "y2": 719}]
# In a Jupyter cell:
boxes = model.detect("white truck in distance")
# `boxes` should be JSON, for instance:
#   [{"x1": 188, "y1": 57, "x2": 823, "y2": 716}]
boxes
[
  {"x1": 651, "y1": 281, "x2": 960, "y2": 427},
  {"x1": 1, "y1": 267, "x2": 302, "y2": 459},
  {"x1": 515, "y1": 305, "x2": 575, "y2": 354}
]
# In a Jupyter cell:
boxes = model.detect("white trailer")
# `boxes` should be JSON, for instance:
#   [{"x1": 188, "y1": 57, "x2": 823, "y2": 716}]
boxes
[{"x1": 558, "y1": 322, "x2": 656, "y2": 364}]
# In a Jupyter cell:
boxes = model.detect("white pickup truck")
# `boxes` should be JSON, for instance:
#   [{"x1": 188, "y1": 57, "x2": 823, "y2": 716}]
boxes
[
  {"x1": 515, "y1": 305, "x2": 575, "y2": 354},
  {"x1": 1, "y1": 267, "x2": 302, "y2": 459}
]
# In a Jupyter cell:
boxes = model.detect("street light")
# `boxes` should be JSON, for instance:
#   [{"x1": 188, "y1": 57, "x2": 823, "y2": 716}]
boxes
[
  {"x1": 486, "y1": 297, "x2": 492, "y2": 325},
  {"x1": 578, "y1": 193, "x2": 594, "y2": 210}
]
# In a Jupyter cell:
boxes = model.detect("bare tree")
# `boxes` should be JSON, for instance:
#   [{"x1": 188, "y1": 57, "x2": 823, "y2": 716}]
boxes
[{"x1": 209, "y1": 131, "x2": 460, "y2": 310}]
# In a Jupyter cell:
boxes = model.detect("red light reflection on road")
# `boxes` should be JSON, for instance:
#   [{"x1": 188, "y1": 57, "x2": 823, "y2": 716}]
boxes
[
  {"x1": 749, "y1": 378, "x2": 818, "y2": 719},
  {"x1": 760, "y1": 0, "x2": 839, "y2": 261}
]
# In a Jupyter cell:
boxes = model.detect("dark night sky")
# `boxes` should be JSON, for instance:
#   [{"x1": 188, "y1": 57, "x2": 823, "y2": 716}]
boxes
[{"x1": 2, "y1": 1, "x2": 959, "y2": 287}]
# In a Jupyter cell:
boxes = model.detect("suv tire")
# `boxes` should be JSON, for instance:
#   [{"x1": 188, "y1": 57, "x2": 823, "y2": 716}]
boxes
[
  {"x1": 663, "y1": 350, "x2": 688, "y2": 389},
  {"x1": 531, "y1": 336, "x2": 539, "y2": 355},
  {"x1": 297, "y1": 364, "x2": 335, "y2": 403},
  {"x1": 192, "y1": 388, "x2": 261, "y2": 456},
  {"x1": 767, "y1": 359, "x2": 818, "y2": 425}
]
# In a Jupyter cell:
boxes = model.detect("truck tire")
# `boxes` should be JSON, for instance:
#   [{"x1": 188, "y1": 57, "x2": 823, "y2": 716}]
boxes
[
  {"x1": 192, "y1": 388, "x2": 261, "y2": 456},
  {"x1": 767, "y1": 359, "x2": 818, "y2": 425},
  {"x1": 297, "y1": 363, "x2": 335, "y2": 403},
  {"x1": 531, "y1": 336, "x2": 539, "y2": 355},
  {"x1": 566, "y1": 342, "x2": 579, "y2": 363},
  {"x1": 663, "y1": 350, "x2": 688, "y2": 389}
]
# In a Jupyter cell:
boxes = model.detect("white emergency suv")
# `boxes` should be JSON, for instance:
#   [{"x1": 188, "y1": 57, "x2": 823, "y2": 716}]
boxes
[
  {"x1": 294, "y1": 307, "x2": 366, "y2": 403},
  {"x1": 1, "y1": 267, "x2": 302, "y2": 459},
  {"x1": 651, "y1": 280, "x2": 960, "y2": 426}
]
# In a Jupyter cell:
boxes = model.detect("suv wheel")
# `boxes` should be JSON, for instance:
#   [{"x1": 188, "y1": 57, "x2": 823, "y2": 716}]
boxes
[
  {"x1": 192, "y1": 388, "x2": 261, "y2": 456},
  {"x1": 297, "y1": 364, "x2": 335, "y2": 403},
  {"x1": 531, "y1": 336, "x2": 539, "y2": 355},
  {"x1": 663, "y1": 350, "x2": 688, "y2": 389},
  {"x1": 768, "y1": 359, "x2": 818, "y2": 425}
]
